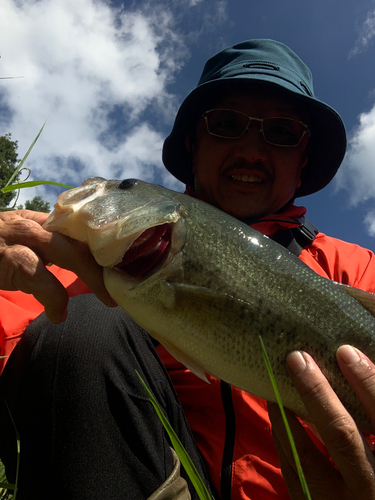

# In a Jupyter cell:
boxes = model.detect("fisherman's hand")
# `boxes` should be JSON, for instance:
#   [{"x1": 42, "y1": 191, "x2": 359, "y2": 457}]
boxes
[
  {"x1": 268, "y1": 346, "x2": 375, "y2": 500},
  {"x1": 0, "y1": 210, "x2": 116, "y2": 323}
]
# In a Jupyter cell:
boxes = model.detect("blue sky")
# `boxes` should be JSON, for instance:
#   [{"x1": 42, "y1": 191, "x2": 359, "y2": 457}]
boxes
[{"x1": 1, "y1": 0, "x2": 375, "y2": 251}]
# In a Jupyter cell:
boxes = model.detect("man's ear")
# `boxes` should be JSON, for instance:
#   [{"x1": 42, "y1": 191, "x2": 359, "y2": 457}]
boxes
[
  {"x1": 301, "y1": 149, "x2": 309, "y2": 169},
  {"x1": 296, "y1": 147, "x2": 310, "y2": 189},
  {"x1": 185, "y1": 135, "x2": 195, "y2": 173}
]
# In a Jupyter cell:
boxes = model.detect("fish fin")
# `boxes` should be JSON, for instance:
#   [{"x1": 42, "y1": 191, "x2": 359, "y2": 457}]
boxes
[
  {"x1": 164, "y1": 280, "x2": 252, "y2": 307},
  {"x1": 163, "y1": 280, "x2": 253, "y2": 320},
  {"x1": 340, "y1": 284, "x2": 375, "y2": 316},
  {"x1": 163, "y1": 280, "x2": 254, "y2": 343},
  {"x1": 159, "y1": 338, "x2": 210, "y2": 383}
]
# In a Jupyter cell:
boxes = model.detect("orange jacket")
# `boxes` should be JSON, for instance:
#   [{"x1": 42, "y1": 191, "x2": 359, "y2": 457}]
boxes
[
  {"x1": 1, "y1": 203, "x2": 375, "y2": 499},
  {"x1": 0, "y1": 267, "x2": 91, "y2": 373}
]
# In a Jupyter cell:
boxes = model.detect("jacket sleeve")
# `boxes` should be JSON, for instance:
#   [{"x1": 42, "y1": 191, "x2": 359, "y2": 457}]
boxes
[
  {"x1": 299, "y1": 232, "x2": 375, "y2": 293},
  {"x1": 0, "y1": 266, "x2": 92, "y2": 374}
]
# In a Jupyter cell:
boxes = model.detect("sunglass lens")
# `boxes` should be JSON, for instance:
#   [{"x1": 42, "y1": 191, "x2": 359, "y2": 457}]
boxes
[
  {"x1": 207, "y1": 110, "x2": 247, "y2": 138},
  {"x1": 264, "y1": 118, "x2": 304, "y2": 146}
]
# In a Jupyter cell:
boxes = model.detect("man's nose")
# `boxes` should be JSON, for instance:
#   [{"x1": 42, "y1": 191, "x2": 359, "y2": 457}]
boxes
[{"x1": 233, "y1": 125, "x2": 268, "y2": 161}]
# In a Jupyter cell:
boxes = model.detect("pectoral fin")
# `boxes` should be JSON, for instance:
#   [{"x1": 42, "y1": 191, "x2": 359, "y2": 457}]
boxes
[
  {"x1": 163, "y1": 281, "x2": 252, "y2": 315},
  {"x1": 162, "y1": 280, "x2": 254, "y2": 332}
]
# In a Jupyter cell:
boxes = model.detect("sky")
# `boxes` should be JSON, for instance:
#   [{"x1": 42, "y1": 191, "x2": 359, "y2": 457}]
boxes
[{"x1": 1, "y1": 0, "x2": 375, "y2": 251}]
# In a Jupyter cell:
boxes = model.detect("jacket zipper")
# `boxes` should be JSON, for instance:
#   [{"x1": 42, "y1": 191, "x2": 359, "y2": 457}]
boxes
[{"x1": 220, "y1": 381, "x2": 236, "y2": 500}]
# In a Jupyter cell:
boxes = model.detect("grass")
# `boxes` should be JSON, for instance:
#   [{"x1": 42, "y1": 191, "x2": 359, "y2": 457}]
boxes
[
  {"x1": 0, "y1": 460, "x2": 14, "y2": 500},
  {"x1": 0, "y1": 403, "x2": 19, "y2": 500},
  {"x1": 0, "y1": 120, "x2": 73, "y2": 200},
  {"x1": 0, "y1": 447, "x2": 16, "y2": 500}
]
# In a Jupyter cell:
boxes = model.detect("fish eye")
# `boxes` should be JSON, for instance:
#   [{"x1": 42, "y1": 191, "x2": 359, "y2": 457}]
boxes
[{"x1": 119, "y1": 179, "x2": 138, "y2": 190}]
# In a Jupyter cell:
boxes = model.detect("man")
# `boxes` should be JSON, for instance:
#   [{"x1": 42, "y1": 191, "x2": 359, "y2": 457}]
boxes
[{"x1": 1, "y1": 39, "x2": 375, "y2": 500}]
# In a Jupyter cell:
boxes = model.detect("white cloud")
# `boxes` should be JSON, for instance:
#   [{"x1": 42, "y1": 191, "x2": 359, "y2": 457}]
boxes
[
  {"x1": 0, "y1": 0, "x2": 228, "y2": 208},
  {"x1": 339, "y1": 5, "x2": 375, "y2": 235},
  {"x1": 0, "y1": 0, "x2": 192, "y2": 206},
  {"x1": 335, "y1": 101, "x2": 375, "y2": 234},
  {"x1": 349, "y1": 8, "x2": 375, "y2": 58},
  {"x1": 364, "y1": 210, "x2": 375, "y2": 237},
  {"x1": 336, "y1": 103, "x2": 375, "y2": 203}
]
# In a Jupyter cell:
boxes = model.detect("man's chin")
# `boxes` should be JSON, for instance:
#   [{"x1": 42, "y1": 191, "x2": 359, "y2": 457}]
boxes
[
  {"x1": 218, "y1": 203, "x2": 267, "y2": 223},
  {"x1": 196, "y1": 190, "x2": 268, "y2": 222}
]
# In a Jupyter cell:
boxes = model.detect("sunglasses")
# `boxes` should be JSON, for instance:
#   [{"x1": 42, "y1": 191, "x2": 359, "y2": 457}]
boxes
[{"x1": 201, "y1": 109, "x2": 310, "y2": 147}]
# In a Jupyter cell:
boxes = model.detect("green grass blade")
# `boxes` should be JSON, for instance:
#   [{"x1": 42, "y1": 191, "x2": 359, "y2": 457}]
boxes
[
  {"x1": 4, "y1": 402, "x2": 20, "y2": 499},
  {"x1": 1, "y1": 180, "x2": 73, "y2": 193},
  {"x1": 136, "y1": 371, "x2": 213, "y2": 500},
  {"x1": 3, "y1": 120, "x2": 47, "y2": 189},
  {"x1": 259, "y1": 336, "x2": 312, "y2": 500}
]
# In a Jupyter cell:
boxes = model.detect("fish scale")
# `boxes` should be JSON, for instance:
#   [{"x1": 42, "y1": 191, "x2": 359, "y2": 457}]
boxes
[{"x1": 44, "y1": 177, "x2": 375, "y2": 433}]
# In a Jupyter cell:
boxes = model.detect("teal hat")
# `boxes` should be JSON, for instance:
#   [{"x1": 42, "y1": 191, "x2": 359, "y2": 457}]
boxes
[{"x1": 162, "y1": 39, "x2": 347, "y2": 197}]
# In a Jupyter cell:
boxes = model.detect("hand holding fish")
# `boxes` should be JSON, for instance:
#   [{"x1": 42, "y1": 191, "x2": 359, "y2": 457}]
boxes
[
  {"x1": 269, "y1": 346, "x2": 375, "y2": 499},
  {"x1": 0, "y1": 210, "x2": 116, "y2": 323}
]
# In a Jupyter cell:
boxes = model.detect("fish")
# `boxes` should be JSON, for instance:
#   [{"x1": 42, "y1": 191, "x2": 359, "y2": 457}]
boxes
[{"x1": 43, "y1": 176, "x2": 375, "y2": 433}]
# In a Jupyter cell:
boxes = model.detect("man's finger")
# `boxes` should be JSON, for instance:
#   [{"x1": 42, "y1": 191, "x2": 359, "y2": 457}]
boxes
[
  {"x1": 1, "y1": 244, "x2": 69, "y2": 323},
  {"x1": 43, "y1": 232, "x2": 117, "y2": 307},
  {"x1": 337, "y1": 345, "x2": 375, "y2": 430},
  {"x1": 0, "y1": 209, "x2": 50, "y2": 226},
  {"x1": 271, "y1": 427, "x2": 305, "y2": 500},
  {"x1": 268, "y1": 402, "x2": 340, "y2": 500},
  {"x1": 286, "y1": 351, "x2": 375, "y2": 497},
  {"x1": 1, "y1": 216, "x2": 116, "y2": 308}
]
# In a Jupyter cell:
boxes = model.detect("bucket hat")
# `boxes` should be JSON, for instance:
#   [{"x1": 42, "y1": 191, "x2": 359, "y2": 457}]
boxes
[{"x1": 162, "y1": 39, "x2": 347, "y2": 198}]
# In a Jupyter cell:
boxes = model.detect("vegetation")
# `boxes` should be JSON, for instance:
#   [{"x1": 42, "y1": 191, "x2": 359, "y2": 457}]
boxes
[
  {"x1": 0, "y1": 134, "x2": 50, "y2": 212},
  {"x1": 19, "y1": 196, "x2": 50, "y2": 213},
  {"x1": 0, "y1": 134, "x2": 19, "y2": 209}
]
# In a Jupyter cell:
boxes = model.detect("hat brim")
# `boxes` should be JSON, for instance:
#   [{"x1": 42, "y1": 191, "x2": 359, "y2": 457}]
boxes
[{"x1": 162, "y1": 77, "x2": 346, "y2": 197}]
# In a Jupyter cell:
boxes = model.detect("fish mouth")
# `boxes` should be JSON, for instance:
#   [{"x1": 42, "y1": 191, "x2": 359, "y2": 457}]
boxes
[{"x1": 114, "y1": 223, "x2": 172, "y2": 280}]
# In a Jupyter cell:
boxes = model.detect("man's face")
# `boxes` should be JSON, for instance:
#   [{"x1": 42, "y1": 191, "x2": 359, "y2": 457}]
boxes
[{"x1": 191, "y1": 88, "x2": 310, "y2": 221}]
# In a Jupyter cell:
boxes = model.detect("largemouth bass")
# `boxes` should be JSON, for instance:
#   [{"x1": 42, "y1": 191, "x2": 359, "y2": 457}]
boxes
[{"x1": 44, "y1": 177, "x2": 375, "y2": 433}]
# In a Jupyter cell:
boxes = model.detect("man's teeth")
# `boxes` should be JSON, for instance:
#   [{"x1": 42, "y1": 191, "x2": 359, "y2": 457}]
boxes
[{"x1": 230, "y1": 174, "x2": 263, "y2": 182}]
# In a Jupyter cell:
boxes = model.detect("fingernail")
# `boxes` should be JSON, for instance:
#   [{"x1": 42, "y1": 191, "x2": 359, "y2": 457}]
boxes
[
  {"x1": 286, "y1": 351, "x2": 306, "y2": 374},
  {"x1": 337, "y1": 345, "x2": 361, "y2": 365}
]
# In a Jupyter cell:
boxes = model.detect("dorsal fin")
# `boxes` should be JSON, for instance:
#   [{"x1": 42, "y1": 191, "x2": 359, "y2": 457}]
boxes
[{"x1": 340, "y1": 283, "x2": 375, "y2": 317}]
